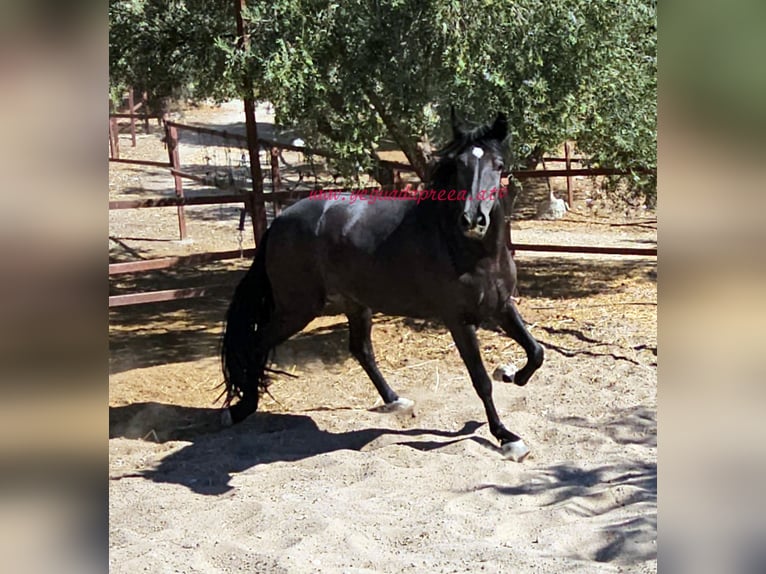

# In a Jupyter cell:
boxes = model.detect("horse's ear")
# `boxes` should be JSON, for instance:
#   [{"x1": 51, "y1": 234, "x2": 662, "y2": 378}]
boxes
[
  {"x1": 490, "y1": 112, "x2": 508, "y2": 141},
  {"x1": 450, "y1": 106, "x2": 462, "y2": 139}
]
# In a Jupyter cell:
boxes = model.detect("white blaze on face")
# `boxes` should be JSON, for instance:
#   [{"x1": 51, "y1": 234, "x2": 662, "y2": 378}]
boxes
[{"x1": 470, "y1": 146, "x2": 484, "y2": 206}]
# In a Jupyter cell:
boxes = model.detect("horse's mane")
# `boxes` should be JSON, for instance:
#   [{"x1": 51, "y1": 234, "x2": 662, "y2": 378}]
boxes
[
  {"x1": 435, "y1": 123, "x2": 505, "y2": 159},
  {"x1": 428, "y1": 115, "x2": 506, "y2": 188}
]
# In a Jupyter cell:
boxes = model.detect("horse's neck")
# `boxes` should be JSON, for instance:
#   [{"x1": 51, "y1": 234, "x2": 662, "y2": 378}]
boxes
[
  {"x1": 475, "y1": 205, "x2": 506, "y2": 258},
  {"x1": 416, "y1": 196, "x2": 505, "y2": 272},
  {"x1": 424, "y1": 172, "x2": 506, "y2": 250}
]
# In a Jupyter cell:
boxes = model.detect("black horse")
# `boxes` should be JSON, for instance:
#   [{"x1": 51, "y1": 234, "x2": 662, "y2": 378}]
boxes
[{"x1": 221, "y1": 111, "x2": 543, "y2": 461}]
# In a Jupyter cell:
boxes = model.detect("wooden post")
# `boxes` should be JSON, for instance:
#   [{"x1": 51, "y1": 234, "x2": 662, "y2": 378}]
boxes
[
  {"x1": 271, "y1": 146, "x2": 281, "y2": 216},
  {"x1": 243, "y1": 101, "x2": 266, "y2": 242},
  {"x1": 165, "y1": 123, "x2": 187, "y2": 240},
  {"x1": 142, "y1": 91, "x2": 150, "y2": 133},
  {"x1": 565, "y1": 142, "x2": 573, "y2": 207},
  {"x1": 235, "y1": 0, "x2": 267, "y2": 243},
  {"x1": 128, "y1": 88, "x2": 137, "y2": 147},
  {"x1": 109, "y1": 117, "x2": 119, "y2": 159},
  {"x1": 504, "y1": 176, "x2": 519, "y2": 255}
]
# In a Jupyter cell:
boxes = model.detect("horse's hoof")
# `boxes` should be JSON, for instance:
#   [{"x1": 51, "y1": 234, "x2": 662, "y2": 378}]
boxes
[
  {"x1": 501, "y1": 439, "x2": 530, "y2": 462},
  {"x1": 372, "y1": 397, "x2": 415, "y2": 413},
  {"x1": 492, "y1": 364, "x2": 517, "y2": 384},
  {"x1": 221, "y1": 408, "x2": 233, "y2": 428}
]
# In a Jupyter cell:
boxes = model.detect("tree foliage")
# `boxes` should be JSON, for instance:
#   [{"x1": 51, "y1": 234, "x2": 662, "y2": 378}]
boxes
[
  {"x1": 110, "y1": 0, "x2": 656, "y2": 194},
  {"x1": 109, "y1": 0, "x2": 237, "y2": 107}
]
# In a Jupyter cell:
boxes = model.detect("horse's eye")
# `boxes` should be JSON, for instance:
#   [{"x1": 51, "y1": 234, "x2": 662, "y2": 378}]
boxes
[{"x1": 495, "y1": 160, "x2": 504, "y2": 172}]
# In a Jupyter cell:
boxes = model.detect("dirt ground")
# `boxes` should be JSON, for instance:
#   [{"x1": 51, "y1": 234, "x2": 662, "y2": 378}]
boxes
[{"x1": 109, "y1": 102, "x2": 657, "y2": 573}]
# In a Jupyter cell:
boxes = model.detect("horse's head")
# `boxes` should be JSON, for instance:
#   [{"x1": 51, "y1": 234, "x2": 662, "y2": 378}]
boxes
[{"x1": 435, "y1": 109, "x2": 508, "y2": 241}]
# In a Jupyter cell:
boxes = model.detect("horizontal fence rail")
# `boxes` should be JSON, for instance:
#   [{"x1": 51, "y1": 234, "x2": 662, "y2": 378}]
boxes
[
  {"x1": 108, "y1": 240, "x2": 656, "y2": 307},
  {"x1": 508, "y1": 167, "x2": 654, "y2": 179},
  {"x1": 109, "y1": 194, "x2": 247, "y2": 210},
  {"x1": 510, "y1": 243, "x2": 657, "y2": 257},
  {"x1": 109, "y1": 112, "x2": 163, "y2": 120},
  {"x1": 109, "y1": 286, "x2": 229, "y2": 307},
  {"x1": 109, "y1": 249, "x2": 256, "y2": 275},
  {"x1": 162, "y1": 120, "x2": 426, "y2": 173},
  {"x1": 108, "y1": 157, "x2": 172, "y2": 169}
]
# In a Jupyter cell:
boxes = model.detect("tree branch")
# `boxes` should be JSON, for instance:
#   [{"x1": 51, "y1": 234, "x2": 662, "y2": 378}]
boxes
[{"x1": 364, "y1": 89, "x2": 429, "y2": 181}]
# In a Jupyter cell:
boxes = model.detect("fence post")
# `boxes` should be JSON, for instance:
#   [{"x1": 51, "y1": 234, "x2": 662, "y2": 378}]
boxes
[
  {"x1": 271, "y1": 146, "x2": 281, "y2": 216},
  {"x1": 109, "y1": 117, "x2": 119, "y2": 159},
  {"x1": 142, "y1": 91, "x2": 150, "y2": 133},
  {"x1": 164, "y1": 122, "x2": 187, "y2": 240},
  {"x1": 128, "y1": 88, "x2": 137, "y2": 147},
  {"x1": 565, "y1": 142, "x2": 573, "y2": 207}
]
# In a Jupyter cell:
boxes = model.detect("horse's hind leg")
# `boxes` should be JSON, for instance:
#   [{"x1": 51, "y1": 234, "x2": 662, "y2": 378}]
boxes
[
  {"x1": 494, "y1": 300, "x2": 544, "y2": 387},
  {"x1": 346, "y1": 305, "x2": 413, "y2": 412},
  {"x1": 448, "y1": 320, "x2": 529, "y2": 461}
]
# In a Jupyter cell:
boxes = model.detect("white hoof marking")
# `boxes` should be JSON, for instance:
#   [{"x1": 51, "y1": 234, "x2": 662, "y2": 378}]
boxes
[
  {"x1": 220, "y1": 409, "x2": 233, "y2": 427},
  {"x1": 492, "y1": 364, "x2": 517, "y2": 383},
  {"x1": 502, "y1": 439, "x2": 530, "y2": 462},
  {"x1": 373, "y1": 397, "x2": 415, "y2": 413}
]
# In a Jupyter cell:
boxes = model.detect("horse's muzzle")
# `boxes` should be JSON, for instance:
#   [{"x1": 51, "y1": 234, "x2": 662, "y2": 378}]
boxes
[
  {"x1": 463, "y1": 227, "x2": 488, "y2": 240},
  {"x1": 460, "y1": 212, "x2": 489, "y2": 239}
]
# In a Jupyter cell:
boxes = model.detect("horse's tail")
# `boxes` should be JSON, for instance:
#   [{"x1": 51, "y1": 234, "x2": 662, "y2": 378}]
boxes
[{"x1": 221, "y1": 227, "x2": 274, "y2": 424}]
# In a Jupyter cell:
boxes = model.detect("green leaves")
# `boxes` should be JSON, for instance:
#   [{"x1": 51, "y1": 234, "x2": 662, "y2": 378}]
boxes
[
  {"x1": 110, "y1": 0, "x2": 656, "y2": 195},
  {"x1": 110, "y1": 0, "x2": 239, "y2": 106}
]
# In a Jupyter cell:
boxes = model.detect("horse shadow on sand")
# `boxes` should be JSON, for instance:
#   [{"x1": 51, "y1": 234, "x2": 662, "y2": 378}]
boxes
[
  {"x1": 109, "y1": 403, "x2": 492, "y2": 494},
  {"x1": 110, "y1": 402, "x2": 656, "y2": 565}
]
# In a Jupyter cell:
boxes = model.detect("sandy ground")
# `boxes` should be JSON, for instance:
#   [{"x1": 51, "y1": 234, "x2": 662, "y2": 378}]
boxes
[{"x1": 109, "y1": 102, "x2": 657, "y2": 573}]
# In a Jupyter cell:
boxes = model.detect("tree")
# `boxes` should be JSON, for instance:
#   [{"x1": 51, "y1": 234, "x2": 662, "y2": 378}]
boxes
[{"x1": 110, "y1": 0, "x2": 656, "y2": 195}]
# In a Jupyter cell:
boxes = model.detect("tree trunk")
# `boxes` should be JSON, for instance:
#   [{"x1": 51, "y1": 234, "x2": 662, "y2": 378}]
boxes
[
  {"x1": 522, "y1": 144, "x2": 544, "y2": 170},
  {"x1": 234, "y1": 0, "x2": 267, "y2": 243},
  {"x1": 365, "y1": 90, "x2": 430, "y2": 182}
]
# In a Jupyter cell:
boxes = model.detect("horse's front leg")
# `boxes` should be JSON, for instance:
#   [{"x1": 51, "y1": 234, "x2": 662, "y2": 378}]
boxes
[
  {"x1": 447, "y1": 321, "x2": 530, "y2": 462},
  {"x1": 493, "y1": 299, "x2": 544, "y2": 387}
]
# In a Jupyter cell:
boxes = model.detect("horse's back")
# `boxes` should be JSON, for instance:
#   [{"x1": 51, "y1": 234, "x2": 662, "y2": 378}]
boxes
[
  {"x1": 271, "y1": 195, "x2": 417, "y2": 254},
  {"x1": 262, "y1": 195, "x2": 506, "y2": 321},
  {"x1": 264, "y1": 196, "x2": 433, "y2": 312}
]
